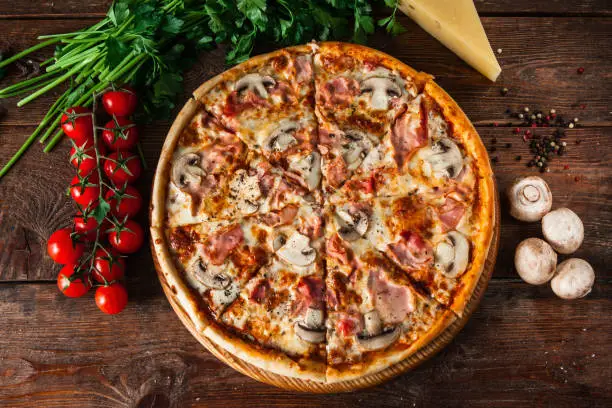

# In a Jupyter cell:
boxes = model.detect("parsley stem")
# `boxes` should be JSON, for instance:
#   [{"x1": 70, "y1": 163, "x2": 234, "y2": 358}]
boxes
[{"x1": 0, "y1": 38, "x2": 59, "y2": 69}]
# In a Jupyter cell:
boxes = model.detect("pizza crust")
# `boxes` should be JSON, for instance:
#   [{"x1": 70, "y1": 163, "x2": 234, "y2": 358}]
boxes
[
  {"x1": 423, "y1": 81, "x2": 496, "y2": 315},
  {"x1": 150, "y1": 41, "x2": 496, "y2": 384}
]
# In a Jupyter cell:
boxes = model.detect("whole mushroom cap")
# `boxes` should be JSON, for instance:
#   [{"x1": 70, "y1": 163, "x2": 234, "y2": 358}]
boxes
[
  {"x1": 514, "y1": 238, "x2": 557, "y2": 285},
  {"x1": 507, "y1": 176, "x2": 553, "y2": 222},
  {"x1": 551, "y1": 258, "x2": 595, "y2": 299},
  {"x1": 542, "y1": 208, "x2": 584, "y2": 254}
]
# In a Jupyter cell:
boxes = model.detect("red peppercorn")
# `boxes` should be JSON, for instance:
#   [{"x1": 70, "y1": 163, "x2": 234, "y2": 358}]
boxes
[
  {"x1": 525, "y1": 130, "x2": 532, "y2": 136},
  {"x1": 564, "y1": 165, "x2": 570, "y2": 170},
  {"x1": 577, "y1": 67, "x2": 585, "y2": 74},
  {"x1": 514, "y1": 127, "x2": 521, "y2": 134}
]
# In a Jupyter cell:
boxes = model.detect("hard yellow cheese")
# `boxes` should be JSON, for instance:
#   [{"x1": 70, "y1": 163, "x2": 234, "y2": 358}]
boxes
[{"x1": 399, "y1": 0, "x2": 501, "y2": 81}]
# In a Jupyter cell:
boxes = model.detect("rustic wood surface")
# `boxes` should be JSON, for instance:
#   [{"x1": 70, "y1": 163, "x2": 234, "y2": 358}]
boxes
[{"x1": 0, "y1": 1, "x2": 610, "y2": 406}]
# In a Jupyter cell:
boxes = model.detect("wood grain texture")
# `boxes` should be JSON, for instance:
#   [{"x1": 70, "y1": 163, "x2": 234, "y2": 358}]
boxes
[
  {"x1": 0, "y1": 1, "x2": 609, "y2": 18},
  {"x1": 0, "y1": 17, "x2": 610, "y2": 128},
  {"x1": 0, "y1": 281, "x2": 609, "y2": 407}
]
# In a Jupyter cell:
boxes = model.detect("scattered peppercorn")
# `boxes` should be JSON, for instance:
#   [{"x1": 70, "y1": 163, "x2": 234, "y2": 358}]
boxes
[
  {"x1": 577, "y1": 67, "x2": 585, "y2": 74},
  {"x1": 501, "y1": 87, "x2": 509, "y2": 96},
  {"x1": 515, "y1": 155, "x2": 522, "y2": 161},
  {"x1": 505, "y1": 143, "x2": 512, "y2": 148},
  {"x1": 491, "y1": 156, "x2": 499, "y2": 164}
]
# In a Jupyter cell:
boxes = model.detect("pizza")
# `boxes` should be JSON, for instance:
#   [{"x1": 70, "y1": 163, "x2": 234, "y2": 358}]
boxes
[{"x1": 151, "y1": 42, "x2": 495, "y2": 383}]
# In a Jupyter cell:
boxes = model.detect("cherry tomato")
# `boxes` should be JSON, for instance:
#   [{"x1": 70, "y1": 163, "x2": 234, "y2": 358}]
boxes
[
  {"x1": 47, "y1": 228, "x2": 84, "y2": 264},
  {"x1": 57, "y1": 264, "x2": 91, "y2": 298},
  {"x1": 61, "y1": 107, "x2": 93, "y2": 143},
  {"x1": 92, "y1": 248, "x2": 125, "y2": 283},
  {"x1": 70, "y1": 139, "x2": 106, "y2": 176},
  {"x1": 105, "y1": 185, "x2": 142, "y2": 219},
  {"x1": 74, "y1": 211, "x2": 101, "y2": 241},
  {"x1": 103, "y1": 151, "x2": 141, "y2": 186},
  {"x1": 102, "y1": 87, "x2": 138, "y2": 117},
  {"x1": 70, "y1": 173, "x2": 101, "y2": 208},
  {"x1": 102, "y1": 117, "x2": 139, "y2": 151},
  {"x1": 108, "y1": 220, "x2": 144, "y2": 254},
  {"x1": 95, "y1": 282, "x2": 128, "y2": 314}
]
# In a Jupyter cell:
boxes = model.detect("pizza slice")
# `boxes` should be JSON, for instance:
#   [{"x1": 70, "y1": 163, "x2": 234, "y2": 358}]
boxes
[
  {"x1": 205, "y1": 203, "x2": 328, "y2": 380},
  {"x1": 324, "y1": 215, "x2": 455, "y2": 382},
  {"x1": 327, "y1": 188, "x2": 486, "y2": 314},
  {"x1": 313, "y1": 42, "x2": 430, "y2": 193},
  {"x1": 166, "y1": 124, "x2": 322, "y2": 226}
]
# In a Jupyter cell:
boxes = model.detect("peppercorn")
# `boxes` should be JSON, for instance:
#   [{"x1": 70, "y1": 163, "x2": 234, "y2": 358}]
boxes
[
  {"x1": 501, "y1": 87, "x2": 509, "y2": 96},
  {"x1": 515, "y1": 155, "x2": 522, "y2": 161},
  {"x1": 518, "y1": 113, "x2": 524, "y2": 120},
  {"x1": 577, "y1": 67, "x2": 585, "y2": 74},
  {"x1": 491, "y1": 156, "x2": 499, "y2": 164},
  {"x1": 505, "y1": 143, "x2": 512, "y2": 148}
]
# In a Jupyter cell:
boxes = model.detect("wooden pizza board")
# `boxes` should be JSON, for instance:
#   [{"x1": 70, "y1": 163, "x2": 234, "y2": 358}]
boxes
[
  {"x1": 150, "y1": 43, "x2": 500, "y2": 392},
  {"x1": 153, "y1": 190, "x2": 500, "y2": 393}
]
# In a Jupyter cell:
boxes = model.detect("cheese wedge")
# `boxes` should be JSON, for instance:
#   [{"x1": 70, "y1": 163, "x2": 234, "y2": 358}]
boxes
[{"x1": 399, "y1": 0, "x2": 501, "y2": 81}]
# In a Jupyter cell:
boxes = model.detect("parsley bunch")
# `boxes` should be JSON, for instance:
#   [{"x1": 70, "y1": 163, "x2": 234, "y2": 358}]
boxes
[{"x1": 0, "y1": 0, "x2": 403, "y2": 179}]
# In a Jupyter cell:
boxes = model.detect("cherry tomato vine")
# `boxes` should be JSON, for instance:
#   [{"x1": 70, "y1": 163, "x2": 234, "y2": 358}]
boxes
[{"x1": 47, "y1": 85, "x2": 145, "y2": 315}]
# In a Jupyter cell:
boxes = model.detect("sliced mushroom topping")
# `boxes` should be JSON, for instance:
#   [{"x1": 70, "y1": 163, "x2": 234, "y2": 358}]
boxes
[
  {"x1": 356, "y1": 310, "x2": 400, "y2": 351},
  {"x1": 189, "y1": 257, "x2": 231, "y2": 290},
  {"x1": 229, "y1": 169, "x2": 261, "y2": 215},
  {"x1": 360, "y1": 77, "x2": 402, "y2": 110},
  {"x1": 272, "y1": 233, "x2": 287, "y2": 252},
  {"x1": 234, "y1": 73, "x2": 275, "y2": 99},
  {"x1": 288, "y1": 151, "x2": 321, "y2": 191},
  {"x1": 341, "y1": 131, "x2": 378, "y2": 171},
  {"x1": 210, "y1": 281, "x2": 240, "y2": 310},
  {"x1": 295, "y1": 307, "x2": 325, "y2": 344},
  {"x1": 171, "y1": 152, "x2": 206, "y2": 191},
  {"x1": 420, "y1": 138, "x2": 464, "y2": 179},
  {"x1": 434, "y1": 231, "x2": 470, "y2": 278},
  {"x1": 276, "y1": 232, "x2": 316, "y2": 267},
  {"x1": 303, "y1": 307, "x2": 324, "y2": 329},
  {"x1": 264, "y1": 120, "x2": 298, "y2": 152},
  {"x1": 335, "y1": 207, "x2": 369, "y2": 241},
  {"x1": 507, "y1": 176, "x2": 552, "y2": 222}
]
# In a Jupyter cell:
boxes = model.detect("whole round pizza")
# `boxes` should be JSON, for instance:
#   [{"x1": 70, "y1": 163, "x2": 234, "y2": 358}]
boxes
[{"x1": 151, "y1": 42, "x2": 495, "y2": 384}]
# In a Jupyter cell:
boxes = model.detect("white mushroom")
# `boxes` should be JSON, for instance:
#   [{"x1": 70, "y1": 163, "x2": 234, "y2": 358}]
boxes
[
  {"x1": 264, "y1": 120, "x2": 298, "y2": 153},
  {"x1": 276, "y1": 232, "x2": 316, "y2": 267},
  {"x1": 551, "y1": 258, "x2": 595, "y2": 299},
  {"x1": 295, "y1": 307, "x2": 325, "y2": 344},
  {"x1": 229, "y1": 169, "x2": 261, "y2": 215},
  {"x1": 360, "y1": 77, "x2": 402, "y2": 110},
  {"x1": 234, "y1": 73, "x2": 275, "y2": 99},
  {"x1": 514, "y1": 238, "x2": 557, "y2": 285},
  {"x1": 288, "y1": 151, "x2": 321, "y2": 191},
  {"x1": 335, "y1": 207, "x2": 369, "y2": 242},
  {"x1": 171, "y1": 152, "x2": 206, "y2": 191},
  {"x1": 189, "y1": 257, "x2": 231, "y2": 290},
  {"x1": 542, "y1": 208, "x2": 584, "y2": 254},
  {"x1": 356, "y1": 310, "x2": 400, "y2": 351},
  {"x1": 434, "y1": 231, "x2": 470, "y2": 278},
  {"x1": 272, "y1": 233, "x2": 287, "y2": 252},
  {"x1": 341, "y1": 131, "x2": 378, "y2": 171},
  {"x1": 507, "y1": 176, "x2": 552, "y2": 222},
  {"x1": 420, "y1": 138, "x2": 464, "y2": 179}
]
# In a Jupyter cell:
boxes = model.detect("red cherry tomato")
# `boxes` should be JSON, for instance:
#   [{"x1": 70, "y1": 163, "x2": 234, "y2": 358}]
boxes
[
  {"x1": 95, "y1": 282, "x2": 128, "y2": 314},
  {"x1": 70, "y1": 139, "x2": 106, "y2": 176},
  {"x1": 103, "y1": 151, "x2": 141, "y2": 186},
  {"x1": 108, "y1": 220, "x2": 144, "y2": 254},
  {"x1": 69, "y1": 174, "x2": 101, "y2": 208},
  {"x1": 57, "y1": 264, "x2": 91, "y2": 298},
  {"x1": 92, "y1": 248, "x2": 125, "y2": 283},
  {"x1": 102, "y1": 87, "x2": 138, "y2": 117},
  {"x1": 61, "y1": 107, "x2": 93, "y2": 143},
  {"x1": 74, "y1": 211, "x2": 103, "y2": 241},
  {"x1": 47, "y1": 228, "x2": 84, "y2": 264},
  {"x1": 105, "y1": 185, "x2": 142, "y2": 219},
  {"x1": 102, "y1": 117, "x2": 139, "y2": 151}
]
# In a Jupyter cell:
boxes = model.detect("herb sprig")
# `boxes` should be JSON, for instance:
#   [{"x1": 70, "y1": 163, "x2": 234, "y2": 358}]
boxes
[{"x1": 0, "y1": 0, "x2": 403, "y2": 179}]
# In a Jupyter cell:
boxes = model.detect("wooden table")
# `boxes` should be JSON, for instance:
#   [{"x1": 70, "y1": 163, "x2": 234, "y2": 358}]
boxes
[{"x1": 0, "y1": 1, "x2": 610, "y2": 406}]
